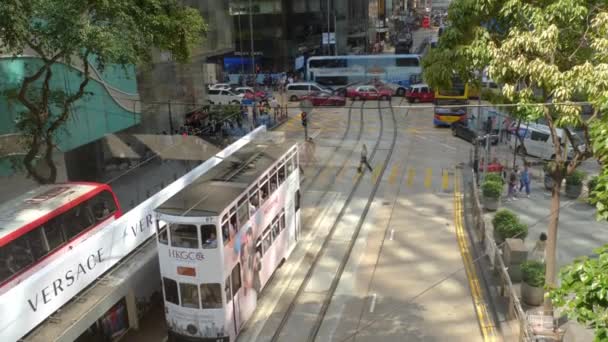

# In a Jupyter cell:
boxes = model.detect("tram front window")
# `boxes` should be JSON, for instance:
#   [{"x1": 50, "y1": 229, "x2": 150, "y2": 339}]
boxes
[
  {"x1": 170, "y1": 224, "x2": 199, "y2": 248},
  {"x1": 200, "y1": 225, "x2": 218, "y2": 249},
  {"x1": 163, "y1": 277, "x2": 179, "y2": 305},
  {"x1": 200, "y1": 283, "x2": 223, "y2": 309},
  {"x1": 180, "y1": 282, "x2": 200, "y2": 309}
]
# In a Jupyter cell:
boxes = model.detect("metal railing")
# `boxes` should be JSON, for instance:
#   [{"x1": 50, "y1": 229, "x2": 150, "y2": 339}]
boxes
[{"x1": 470, "y1": 170, "x2": 535, "y2": 341}]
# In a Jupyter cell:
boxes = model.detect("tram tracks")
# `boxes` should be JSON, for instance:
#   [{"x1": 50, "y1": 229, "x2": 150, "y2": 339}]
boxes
[{"x1": 270, "y1": 101, "x2": 400, "y2": 342}]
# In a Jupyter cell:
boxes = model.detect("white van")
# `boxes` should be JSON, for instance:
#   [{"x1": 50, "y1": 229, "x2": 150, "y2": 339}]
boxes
[
  {"x1": 207, "y1": 89, "x2": 243, "y2": 105},
  {"x1": 286, "y1": 82, "x2": 331, "y2": 101},
  {"x1": 510, "y1": 123, "x2": 583, "y2": 160}
]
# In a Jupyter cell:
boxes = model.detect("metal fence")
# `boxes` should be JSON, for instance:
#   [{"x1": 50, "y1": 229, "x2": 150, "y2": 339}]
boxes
[{"x1": 469, "y1": 170, "x2": 535, "y2": 341}]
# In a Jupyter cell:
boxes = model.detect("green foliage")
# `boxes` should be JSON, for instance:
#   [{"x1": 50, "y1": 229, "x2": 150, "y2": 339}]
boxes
[
  {"x1": 550, "y1": 245, "x2": 608, "y2": 341},
  {"x1": 588, "y1": 176, "x2": 599, "y2": 204},
  {"x1": 492, "y1": 208, "x2": 528, "y2": 241},
  {"x1": 566, "y1": 170, "x2": 586, "y2": 186},
  {"x1": 481, "y1": 180, "x2": 502, "y2": 198},
  {"x1": 492, "y1": 209, "x2": 518, "y2": 230},
  {"x1": 521, "y1": 260, "x2": 546, "y2": 288},
  {"x1": 485, "y1": 172, "x2": 504, "y2": 185},
  {"x1": 0, "y1": 0, "x2": 206, "y2": 183}
]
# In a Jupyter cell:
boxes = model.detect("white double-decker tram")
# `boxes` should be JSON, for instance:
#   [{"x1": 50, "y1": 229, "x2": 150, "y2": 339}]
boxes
[{"x1": 155, "y1": 139, "x2": 301, "y2": 341}]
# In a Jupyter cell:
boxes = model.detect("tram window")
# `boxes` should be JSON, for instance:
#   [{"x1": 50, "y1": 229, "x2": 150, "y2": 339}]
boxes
[
  {"x1": 278, "y1": 165, "x2": 286, "y2": 184},
  {"x1": 286, "y1": 157, "x2": 294, "y2": 175},
  {"x1": 44, "y1": 218, "x2": 66, "y2": 252},
  {"x1": 262, "y1": 227, "x2": 272, "y2": 252},
  {"x1": 200, "y1": 225, "x2": 218, "y2": 249},
  {"x1": 224, "y1": 277, "x2": 232, "y2": 302},
  {"x1": 256, "y1": 237, "x2": 263, "y2": 256},
  {"x1": 270, "y1": 171, "x2": 278, "y2": 192},
  {"x1": 63, "y1": 204, "x2": 95, "y2": 240},
  {"x1": 163, "y1": 277, "x2": 179, "y2": 305},
  {"x1": 280, "y1": 214, "x2": 286, "y2": 231},
  {"x1": 237, "y1": 200, "x2": 249, "y2": 228},
  {"x1": 169, "y1": 224, "x2": 199, "y2": 248},
  {"x1": 91, "y1": 190, "x2": 117, "y2": 222},
  {"x1": 24, "y1": 229, "x2": 47, "y2": 261},
  {"x1": 221, "y1": 220, "x2": 230, "y2": 245},
  {"x1": 157, "y1": 220, "x2": 168, "y2": 245},
  {"x1": 249, "y1": 189, "x2": 259, "y2": 211},
  {"x1": 295, "y1": 190, "x2": 301, "y2": 211},
  {"x1": 229, "y1": 213, "x2": 238, "y2": 234},
  {"x1": 260, "y1": 181, "x2": 269, "y2": 202},
  {"x1": 200, "y1": 283, "x2": 223, "y2": 309},
  {"x1": 231, "y1": 264, "x2": 242, "y2": 295},
  {"x1": 271, "y1": 222, "x2": 280, "y2": 240},
  {"x1": 2, "y1": 234, "x2": 35, "y2": 279},
  {"x1": 179, "y1": 282, "x2": 200, "y2": 309}
]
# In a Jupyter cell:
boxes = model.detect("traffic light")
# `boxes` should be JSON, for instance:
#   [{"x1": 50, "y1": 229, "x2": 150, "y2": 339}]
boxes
[{"x1": 301, "y1": 112, "x2": 308, "y2": 127}]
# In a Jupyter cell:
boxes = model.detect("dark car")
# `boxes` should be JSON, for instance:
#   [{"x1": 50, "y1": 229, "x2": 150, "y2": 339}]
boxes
[{"x1": 451, "y1": 121, "x2": 499, "y2": 145}]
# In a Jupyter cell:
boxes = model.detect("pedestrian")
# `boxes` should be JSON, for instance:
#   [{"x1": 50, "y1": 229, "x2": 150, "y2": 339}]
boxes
[
  {"x1": 519, "y1": 163, "x2": 531, "y2": 198},
  {"x1": 530, "y1": 232, "x2": 547, "y2": 262},
  {"x1": 358, "y1": 144, "x2": 373, "y2": 173},
  {"x1": 507, "y1": 166, "x2": 518, "y2": 201},
  {"x1": 270, "y1": 97, "x2": 279, "y2": 120}
]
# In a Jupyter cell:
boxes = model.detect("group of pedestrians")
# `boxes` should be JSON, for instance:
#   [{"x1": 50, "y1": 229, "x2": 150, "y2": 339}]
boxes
[{"x1": 506, "y1": 163, "x2": 532, "y2": 201}]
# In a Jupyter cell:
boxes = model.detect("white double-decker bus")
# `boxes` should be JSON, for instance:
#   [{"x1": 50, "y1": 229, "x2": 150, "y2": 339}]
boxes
[{"x1": 155, "y1": 139, "x2": 301, "y2": 341}]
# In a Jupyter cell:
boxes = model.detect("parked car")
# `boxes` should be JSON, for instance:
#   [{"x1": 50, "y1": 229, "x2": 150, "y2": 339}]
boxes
[
  {"x1": 233, "y1": 87, "x2": 268, "y2": 101},
  {"x1": 371, "y1": 79, "x2": 408, "y2": 97},
  {"x1": 405, "y1": 84, "x2": 434, "y2": 103},
  {"x1": 300, "y1": 92, "x2": 346, "y2": 107},
  {"x1": 346, "y1": 86, "x2": 392, "y2": 101},
  {"x1": 286, "y1": 82, "x2": 332, "y2": 101},
  {"x1": 208, "y1": 83, "x2": 232, "y2": 91},
  {"x1": 207, "y1": 89, "x2": 243, "y2": 105},
  {"x1": 451, "y1": 121, "x2": 499, "y2": 145}
]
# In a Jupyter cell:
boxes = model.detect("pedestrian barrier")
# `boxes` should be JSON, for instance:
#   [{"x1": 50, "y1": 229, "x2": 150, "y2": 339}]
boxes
[{"x1": 470, "y1": 171, "x2": 535, "y2": 341}]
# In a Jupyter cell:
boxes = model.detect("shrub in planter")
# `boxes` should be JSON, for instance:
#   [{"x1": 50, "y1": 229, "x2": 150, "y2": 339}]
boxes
[
  {"x1": 485, "y1": 172, "x2": 504, "y2": 185},
  {"x1": 491, "y1": 209, "x2": 518, "y2": 231},
  {"x1": 521, "y1": 260, "x2": 546, "y2": 306},
  {"x1": 496, "y1": 221, "x2": 528, "y2": 242},
  {"x1": 481, "y1": 180, "x2": 502, "y2": 211},
  {"x1": 565, "y1": 170, "x2": 586, "y2": 199}
]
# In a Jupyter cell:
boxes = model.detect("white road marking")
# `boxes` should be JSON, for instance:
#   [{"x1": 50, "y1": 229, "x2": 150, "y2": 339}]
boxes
[
  {"x1": 369, "y1": 293, "x2": 377, "y2": 313},
  {"x1": 389, "y1": 229, "x2": 394, "y2": 241},
  {"x1": 415, "y1": 134, "x2": 457, "y2": 151}
]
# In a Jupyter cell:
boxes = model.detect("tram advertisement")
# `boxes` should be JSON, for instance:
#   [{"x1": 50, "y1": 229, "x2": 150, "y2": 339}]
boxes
[{"x1": 166, "y1": 305, "x2": 229, "y2": 341}]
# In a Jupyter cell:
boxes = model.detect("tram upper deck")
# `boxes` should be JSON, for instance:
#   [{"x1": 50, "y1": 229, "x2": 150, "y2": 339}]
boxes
[{"x1": 156, "y1": 140, "x2": 295, "y2": 217}]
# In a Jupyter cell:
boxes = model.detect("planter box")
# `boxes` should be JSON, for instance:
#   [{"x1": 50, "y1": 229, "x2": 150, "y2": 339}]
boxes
[
  {"x1": 565, "y1": 183, "x2": 582, "y2": 199},
  {"x1": 522, "y1": 282, "x2": 545, "y2": 306},
  {"x1": 483, "y1": 196, "x2": 500, "y2": 211}
]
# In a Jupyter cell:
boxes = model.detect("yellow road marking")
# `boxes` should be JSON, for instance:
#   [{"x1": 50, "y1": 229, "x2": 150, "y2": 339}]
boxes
[
  {"x1": 424, "y1": 168, "x2": 433, "y2": 188},
  {"x1": 407, "y1": 168, "x2": 415, "y2": 187},
  {"x1": 453, "y1": 171, "x2": 498, "y2": 341},
  {"x1": 442, "y1": 169, "x2": 450, "y2": 191},
  {"x1": 371, "y1": 163, "x2": 382, "y2": 183},
  {"x1": 388, "y1": 165, "x2": 399, "y2": 185}
]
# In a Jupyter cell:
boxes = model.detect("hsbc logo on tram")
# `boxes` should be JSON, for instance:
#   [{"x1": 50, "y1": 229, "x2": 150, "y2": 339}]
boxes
[{"x1": 168, "y1": 249, "x2": 205, "y2": 262}]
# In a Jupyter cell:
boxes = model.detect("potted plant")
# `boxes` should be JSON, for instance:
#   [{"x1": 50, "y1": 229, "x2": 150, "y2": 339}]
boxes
[
  {"x1": 491, "y1": 209, "x2": 525, "y2": 242},
  {"x1": 521, "y1": 260, "x2": 546, "y2": 306},
  {"x1": 565, "y1": 169, "x2": 586, "y2": 199},
  {"x1": 481, "y1": 180, "x2": 502, "y2": 211},
  {"x1": 587, "y1": 176, "x2": 599, "y2": 205},
  {"x1": 485, "y1": 172, "x2": 504, "y2": 185},
  {"x1": 543, "y1": 162, "x2": 555, "y2": 190}
]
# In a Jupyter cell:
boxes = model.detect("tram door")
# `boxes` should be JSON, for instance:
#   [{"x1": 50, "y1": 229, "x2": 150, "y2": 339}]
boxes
[{"x1": 230, "y1": 263, "x2": 243, "y2": 334}]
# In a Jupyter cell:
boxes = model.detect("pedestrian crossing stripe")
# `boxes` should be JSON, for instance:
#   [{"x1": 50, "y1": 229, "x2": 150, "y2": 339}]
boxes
[
  {"x1": 388, "y1": 165, "x2": 399, "y2": 185},
  {"x1": 407, "y1": 168, "x2": 415, "y2": 187},
  {"x1": 442, "y1": 169, "x2": 450, "y2": 190},
  {"x1": 424, "y1": 168, "x2": 433, "y2": 188}
]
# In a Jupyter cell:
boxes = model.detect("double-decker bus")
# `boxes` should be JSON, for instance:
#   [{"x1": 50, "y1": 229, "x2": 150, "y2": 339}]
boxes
[
  {"x1": 306, "y1": 54, "x2": 422, "y2": 95},
  {"x1": 155, "y1": 140, "x2": 300, "y2": 341},
  {"x1": 0, "y1": 183, "x2": 122, "y2": 291}
]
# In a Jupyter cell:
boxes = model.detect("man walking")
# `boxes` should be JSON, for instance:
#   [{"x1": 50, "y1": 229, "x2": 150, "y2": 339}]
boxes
[
  {"x1": 270, "y1": 97, "x2": 279, "y2": 121},
  {"x1": 358, "y1": 144, "x2": 373, "y2": 173}
]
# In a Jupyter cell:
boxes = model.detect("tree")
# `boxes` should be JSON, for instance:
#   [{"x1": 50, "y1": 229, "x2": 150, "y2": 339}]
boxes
[
  {"x1": 0, "y1": 0, "x2": 206, "y2": 183},
  {"x1": 549, "y1": 245, "x2": 608, "y2": 341},
  {"x1": 424, "y1": 0, "x2": 608, "y2": 316}
]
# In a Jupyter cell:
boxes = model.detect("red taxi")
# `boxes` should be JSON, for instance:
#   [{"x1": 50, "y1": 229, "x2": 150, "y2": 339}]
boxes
[
  {"x1": 405, "y1": 84, "x2": 435, "y2": 103},
  {"x1": 300, "y1": 92, "x2": 346, "y2": 107},
  {"x1": 346, "y1": 85, "x2": 393, "y2": 101}
]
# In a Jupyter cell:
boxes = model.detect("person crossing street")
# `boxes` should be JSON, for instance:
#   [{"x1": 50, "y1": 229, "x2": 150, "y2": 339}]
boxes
[{"x1": 358, "y1": 144, "x2": 373, "y2": 173}]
